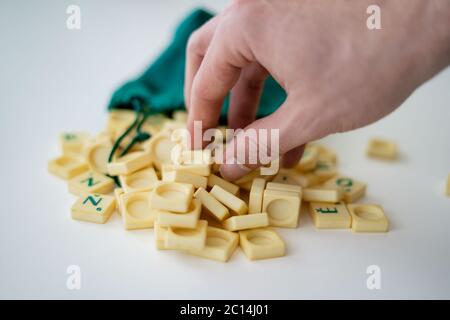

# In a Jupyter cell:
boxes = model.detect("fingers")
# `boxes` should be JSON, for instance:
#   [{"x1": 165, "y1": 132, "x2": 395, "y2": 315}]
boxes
[
  {"x1": 184, "y1": 15, "x2": 220, "y2": 111},
  {"x1": 228, "y1": 63, "x2": 268, "y2": 130},
  {"x1": 219, "y1": 95, "x2": 317, "y2": 181},
  {"x1": 187, "y1": 22, "x2": 250, "y2": 148},
  {"x1": 281, "y1": 145, "x2": 305, "y2": 168}
]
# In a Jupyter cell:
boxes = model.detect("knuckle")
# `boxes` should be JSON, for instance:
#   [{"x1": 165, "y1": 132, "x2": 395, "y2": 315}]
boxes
[{"x1": 187, "y1": 30, "x2": 203, "y2": 54}]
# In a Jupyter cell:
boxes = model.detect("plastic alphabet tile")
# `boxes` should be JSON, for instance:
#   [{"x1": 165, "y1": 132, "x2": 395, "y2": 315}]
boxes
[
  {"x1": 165, "y1": 220, "x2": 208, "y2": 251},
  {"x1": 122, "y1": 192, "x2": 154, "y2": 230},
  {"x1": 120, "y1": 167, "x2": 159, "y2": 193},
  {"x1": 347, "y1": 204, "x2": 389, "y2": 232},
  {"x1": 60, "y1": 132, "x2": 91, "y2": 155},
  {"x1": 239, "y1": 227, "x2": 285, "y2": 260},
  {"x1": 150, "y1": 182, "x2": 194, "y2": 213},
  {"x1": 266, "y1": 182, "x2": 302, "y2": 194},
  {"x1": 297, "y1": 145, "x2": 319, "y2": 171},
  {"x1": 248, "y1": 178, "x2": 266, "y2": 214},
  {"x1": 303, "y1": 187, "x2": 343, "y2": 203},
  {"x1": 446, "y1": 174, "x2": 450, "y2": 196},
  {"x1": 223, "y1": 213, "x2": 269, "y2": 231},
  {"x1": 154, "y1": 222, "x2": 169, "y2": 250},
  {"x1": 107, "y1": 151, "x2": 152, "y2": 176},
  {"x1": 85, "y1": 139, "x2": 113, "y2": 174},
  {"x1": 156, "y1": 198, "x2": 201, "y2": 229},
  {"x1": 313, "y1": 159, "x2": 337, "y2": 183},
  {"x1": 194, "y1": 187, "x2": 230, "y2": 221},
  {"x1": 114, "y1": 188, "x2": 124, "y2": 215},
  {"x1": 262, "y1": 189, "x2": 301, "y2": 228},
  {"x1": 309, "y1": 202, "x2": 351, "y2": 229},
  {"x1": 71, "y1": 193, "x2": 116, "y2": 224},
  {"x1": 210, "y1": 185, "x2": 248, "y2": 215},
  {"x1": 322, "y1": 175, "x2": 366, "y2": 203},
  {"x1": 48, "y1": 154, "x2": 89, "y2": 180},
  {"x1": 68, "y1": 171, "x2": 115, "y2": 196},
  {"x1": 188, "y1": 226, "x2": 239, "y2": 262},
  {"x1": 163, "y1": 170, "x2": 207, "y2": 189},
  {"x1": 367, "y1": 138, "x2": 398, "y2": 160},
  {"x1": 207, "y1": 174, "x2": 240, "y2": 195},
  {"x1": 144, "y1": 131, "x2": 178, "y2": 170}
]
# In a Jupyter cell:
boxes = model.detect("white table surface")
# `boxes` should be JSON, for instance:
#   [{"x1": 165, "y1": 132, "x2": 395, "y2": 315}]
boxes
[{"x1": 1, "y1": 0, "x2": 449, "y2": 299}]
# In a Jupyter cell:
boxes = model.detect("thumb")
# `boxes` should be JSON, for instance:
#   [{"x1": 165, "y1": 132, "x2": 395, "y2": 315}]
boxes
[{"x1": 219, "y1": 95, "x2": 318, "y2": 181}]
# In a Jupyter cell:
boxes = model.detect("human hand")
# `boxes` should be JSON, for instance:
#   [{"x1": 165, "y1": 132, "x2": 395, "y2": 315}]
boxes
[{"x1": 184, "y1": 0, "x2": 450, "y2": 180}]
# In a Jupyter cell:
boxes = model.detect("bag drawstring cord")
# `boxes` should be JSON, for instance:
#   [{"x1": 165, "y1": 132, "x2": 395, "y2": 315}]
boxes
[{"x1": 107, "y1": 98, "x2": 152, "y2": 187}]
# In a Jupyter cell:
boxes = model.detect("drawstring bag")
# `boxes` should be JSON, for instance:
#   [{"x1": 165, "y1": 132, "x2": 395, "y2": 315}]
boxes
[{"x1": 108, "y1": 8, "x2": 286, "y2": 121}]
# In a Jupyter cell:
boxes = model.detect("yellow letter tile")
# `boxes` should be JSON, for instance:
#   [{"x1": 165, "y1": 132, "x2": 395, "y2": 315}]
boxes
[
  {"x1": 179, "y1": 149, "x2": 213, "y2": 165},
  {"x1": 107, "y1": 151, "x2": 152, "y2": 176},
  {"x1": 163, "y1": 170, "x2": 207, "y2": 189},
  {"x1": 313, "y1": 159, "x2": 337, "y2": 183},
  {"x1": 262, "y1": 189, "x2": 301, "y2": 228},
  {"x1": 48, "y1": 154, "x2": 89, "y2": 180},
  {"x1": 154, "y1": 221, "x2": 169, "y2": 250},
  {"x1": 114, "y1": 188, "x2": 124, "y2": 215},
  {"x1": 322, "y1": 175, "x2": 366, "y2": 203},
  {"x1": 248, "y1": 178, "x2": 266, "y2": 214},
  {"x1": 347, "y1": 204, "x2": 389, "y2": 232},
  {"x1": 120, "y1": 167, "x2": 159, "y2": 193},
  {"x1": 174, "y1": 163, "x2": 211, "y2": 176},
  {"x1": 106, "y1": 109, "x2": 136, "y2": 136},
  {"x1": 207, "y1": 174, "x2": 240, "y2": 195},
  {"x1": 315, "y1": 144, "x2": 337, "y2": 164},
  {"x1": 367, "y1": 138, "x2": 398, "y2": 160},
  {"x1": 165, "y1": 220, "x2": 208, "y2": 251},
  {"x1": 210, "y1": 185, "x2": 248, "y2": 215},
  {"x1": 188, "y1": 226, "x2": 239, "y2": 262},
  {"x1": 309, "y1": 202, "x2": 351, "y2": 229},
  {"x1": 296, "y1": 145, "x2": 319, "y2": 171},
  {"x1": 150, "y1": 182, "x2": 194, "y2": 213},
  {"x1": 68, "y1": 171, "x2": 115, "y2": 196},
  {"x1": 60, "y1": 132, "x2": 91, "y2": 155},
  {"x1": 239, "y1": 227, "x2": 285, "y2": 260},
  {"x1": 143, "y1": 131, "x2": 178, "y2": 170},
  {"x1": 303, "y1": 187, "x2": 343, "y2": 203},
  {"x1": 122, "y1": 192, "x2": 154, "y2": 230},
  {"x1": 85, "y1": 139, "x2": 113, "y2": 174},
  {"x1": 272, "y1": 169, "x2": 319, "y2": 188},
  {"x1": 173, "y1": 110, "x2": 188, "y2": 123},
  {"x1": 446, "y1": 174, "x2": 450, "y2": 196},
  {"x1": 194, "y1": 187, "x2": 230, "y2": 221},
  {"x1": 223, "y1": 213, "x2": 269, "y2": 231},
  {"x1": 266, "y1": 182, "x2": 302, "y2": 194},
  {"x1": 156, "y1": 198, "x2": 201, "y2": 229},
  {"x1": 71, "y1": 193, "x2": 116, "y2": 224},
  {"x1": 233, "y1": 169, "x2": 261, "y2": 185}
]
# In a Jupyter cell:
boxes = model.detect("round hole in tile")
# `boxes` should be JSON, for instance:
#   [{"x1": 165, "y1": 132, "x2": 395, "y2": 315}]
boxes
[
  {"x1": 172, "y1": 227, "x2": 200, "y2": 237},
  {"x1": 206, "y1": 229, "x2": 229, "y2": 247},
  {"x1": 266, "y1": 199, "x2": 292, "y2": 221},
  {"x1": 126, "y1": 196, "x2": 151, "y2": 219},
  {"x1": 155, "y1": 183, "x2": 188, "y2": 199},
  {"x1": 87, "y1": 142, "x2": 111, "y2": 173},
  {"x1": 151, "y1": 135, "x2": 177, "y2": 164},
  {"x1": 127, "y1": 175, "x2": 153, "y2": 189},
  {"x1": 354, "y1": 205, "x2": 383, "y2": 220},
  {"x1": 246, "y1": 230, "x2": 277, "y2": 246}
]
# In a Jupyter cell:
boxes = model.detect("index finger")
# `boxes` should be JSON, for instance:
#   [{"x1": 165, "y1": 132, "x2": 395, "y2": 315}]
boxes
[{"x1": 187, "y1": 25, "x2": 249, "y2": 149}]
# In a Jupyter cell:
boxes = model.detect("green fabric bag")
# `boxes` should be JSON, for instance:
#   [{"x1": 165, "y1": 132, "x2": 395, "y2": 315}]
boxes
[{"x1": 108, "y1": 8, "x2": 286, "y2": 123}]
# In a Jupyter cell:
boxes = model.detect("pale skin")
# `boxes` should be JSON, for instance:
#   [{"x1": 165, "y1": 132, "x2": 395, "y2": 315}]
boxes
[{"x1": 184, "y1": 0, "x2": 450, "y2": 180}]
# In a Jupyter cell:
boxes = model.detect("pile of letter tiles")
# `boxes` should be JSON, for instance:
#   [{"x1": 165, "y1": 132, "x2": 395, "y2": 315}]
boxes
[{"x1": 48, "y1": 109, "x2": 411, "y2": 262}]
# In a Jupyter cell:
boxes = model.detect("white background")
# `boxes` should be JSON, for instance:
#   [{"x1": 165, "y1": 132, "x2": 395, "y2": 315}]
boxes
[{"x1": 0, "y1": 0, "x2": 449, "y2": 299}]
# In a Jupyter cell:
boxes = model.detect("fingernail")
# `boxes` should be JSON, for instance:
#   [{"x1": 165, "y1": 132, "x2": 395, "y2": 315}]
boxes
[{"x1": 219, "y1": 162, "x2": 252, "y2": 181}]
